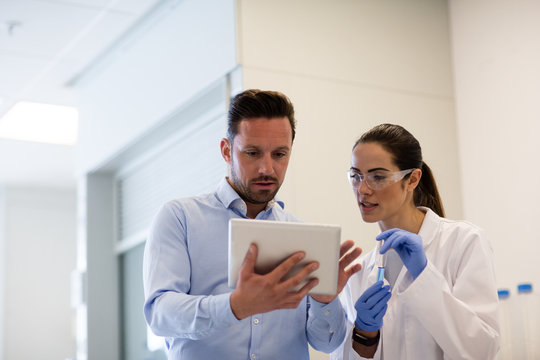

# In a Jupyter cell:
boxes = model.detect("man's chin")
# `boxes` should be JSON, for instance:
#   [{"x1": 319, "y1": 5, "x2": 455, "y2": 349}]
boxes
[{"x1": 247, "y1": 190, "x2": 277, "y2": 204}]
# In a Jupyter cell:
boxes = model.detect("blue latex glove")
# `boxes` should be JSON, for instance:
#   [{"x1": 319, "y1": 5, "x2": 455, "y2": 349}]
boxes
[
  {"x1": 377, "y1": 228, "x2": 427, "y2": 279},
  {"x1": 354, "y1": 281, "x2": 391, "y2": 331}
]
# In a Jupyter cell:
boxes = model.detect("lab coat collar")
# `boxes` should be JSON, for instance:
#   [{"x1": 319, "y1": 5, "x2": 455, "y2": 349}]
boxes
[{"x1": 417, "y1": 206, "x2": 440, "y2": 249}]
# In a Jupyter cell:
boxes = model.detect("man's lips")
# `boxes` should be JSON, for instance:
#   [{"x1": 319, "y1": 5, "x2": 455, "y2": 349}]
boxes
[{"x1": 253, "y1": 181, "x2": 276, "y2": 189}]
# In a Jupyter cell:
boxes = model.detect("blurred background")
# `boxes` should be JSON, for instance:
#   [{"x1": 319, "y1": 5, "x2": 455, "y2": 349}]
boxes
[{"x1": 0, "y1": 0, "x2": 539, "y2": 359}]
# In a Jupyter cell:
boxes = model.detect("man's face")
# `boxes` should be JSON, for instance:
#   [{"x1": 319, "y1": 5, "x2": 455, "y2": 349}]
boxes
[{"x1": 221, "y1": 116, "x2": 293, "y2": 206}]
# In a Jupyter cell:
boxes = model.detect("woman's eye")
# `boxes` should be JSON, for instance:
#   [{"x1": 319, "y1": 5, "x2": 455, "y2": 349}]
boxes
[{"x1": 373, "y1": 175, "x2": 386, "y2": 182}]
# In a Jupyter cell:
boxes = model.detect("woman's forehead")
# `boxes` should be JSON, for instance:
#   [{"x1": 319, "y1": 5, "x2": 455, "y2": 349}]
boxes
[{"x1": 351, "y1": 142, "x2": 396, "y2": 169}]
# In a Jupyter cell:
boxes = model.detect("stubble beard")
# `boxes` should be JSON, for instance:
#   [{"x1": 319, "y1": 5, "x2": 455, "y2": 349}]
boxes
[{"x1": 230, "y1": 168, "x2": 280, "y2": 205}]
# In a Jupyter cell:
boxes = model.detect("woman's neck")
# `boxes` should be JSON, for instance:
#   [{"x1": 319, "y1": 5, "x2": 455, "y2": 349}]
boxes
[{"x1": 379, "y1": 206, "x2": 426, "y2": 234}]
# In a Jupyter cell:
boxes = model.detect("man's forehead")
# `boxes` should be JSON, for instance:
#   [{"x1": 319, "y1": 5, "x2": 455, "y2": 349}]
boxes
[
  {"x1": 234, "y1": 117, "x2": 293, "y2": 143},
  {"x1": 238, "y1": 116, "x2": 291, "y2": 128}
]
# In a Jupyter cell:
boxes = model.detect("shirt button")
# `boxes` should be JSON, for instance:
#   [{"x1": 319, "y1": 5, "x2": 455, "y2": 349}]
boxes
[
  {"x1": 251, "y1": 354, "x2": 256, "y2": 359},
  {"x1": 253, "y1": 318, "x2": 260, "y2": 325},
  {"x1": 329, "y1": 327, "x2": 334, "y2": 334},
  {"x1": 324, "y1": 311, "x2": 330, "y2": 316}
]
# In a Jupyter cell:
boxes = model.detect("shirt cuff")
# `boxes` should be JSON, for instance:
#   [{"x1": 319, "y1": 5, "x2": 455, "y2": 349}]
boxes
[
  {"x1": 211, "y1": 292, "x2": 241, "y2": 326},
  {"x1": 309, "y1": 296, "x2": 344, "y2": 323}
]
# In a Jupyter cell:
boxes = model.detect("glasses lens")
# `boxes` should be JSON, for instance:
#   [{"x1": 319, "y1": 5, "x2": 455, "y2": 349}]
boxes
[
  {"x1": 347, "y1": 170, "x2": 354, "y2": 186},
  {"x1": 347, "y1": 170, "x2": 359, "y2": 187},
  {"x1": 365, "y1": 174, "x2": 386, "y2": 190}
]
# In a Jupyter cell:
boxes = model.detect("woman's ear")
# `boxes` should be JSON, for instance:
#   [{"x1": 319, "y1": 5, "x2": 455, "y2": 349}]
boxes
[
  {"x1": 407, "y1": 168, "x2": 422, "y2": 191},
  {"x1": 220, "y1": 138, "x2": 232, "y2": 164}
]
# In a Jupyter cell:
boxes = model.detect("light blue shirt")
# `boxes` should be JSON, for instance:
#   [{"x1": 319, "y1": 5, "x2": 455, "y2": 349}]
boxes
[{"x1": 143, "y1": 178, "x2": 346, "y2": 360}]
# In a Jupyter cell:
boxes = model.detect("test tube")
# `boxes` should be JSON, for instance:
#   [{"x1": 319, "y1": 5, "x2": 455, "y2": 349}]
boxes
[{"x1": 375, "y1": 241, "x2": 386, "y2": 282}]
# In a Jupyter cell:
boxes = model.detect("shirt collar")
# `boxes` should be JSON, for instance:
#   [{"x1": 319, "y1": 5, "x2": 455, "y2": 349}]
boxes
[{"x1": 215, "y1": 178, "x2": 285, "y2": 214}]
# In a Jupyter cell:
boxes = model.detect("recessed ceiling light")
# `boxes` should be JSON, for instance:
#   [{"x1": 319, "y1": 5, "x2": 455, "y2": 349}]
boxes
[{"x1": 0, "y1": 101, "x2": 78, "y2": 145}]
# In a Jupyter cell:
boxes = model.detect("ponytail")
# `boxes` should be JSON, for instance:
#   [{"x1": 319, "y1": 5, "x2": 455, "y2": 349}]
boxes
[{"x1": 415, "y1": 161, "x2": 445, "y2": 217}]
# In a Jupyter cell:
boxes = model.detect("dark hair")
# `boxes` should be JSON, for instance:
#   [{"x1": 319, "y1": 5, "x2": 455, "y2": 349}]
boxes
[
  {"x1": 227, "y1": 89, "x2": 296, "y2": 142},
  {"x1": 353, "y1": 123, "x2": 445, "y2": 217}
]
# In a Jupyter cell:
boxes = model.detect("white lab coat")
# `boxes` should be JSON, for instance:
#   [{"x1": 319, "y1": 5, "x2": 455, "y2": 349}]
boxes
[{"x1": 331, "y1": 207, "x2": 500, "y2": 360}]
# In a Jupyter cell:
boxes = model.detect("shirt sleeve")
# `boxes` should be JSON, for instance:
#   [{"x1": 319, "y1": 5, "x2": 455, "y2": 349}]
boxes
[
  {"x1": 306, "y1": 296, "x2": 348, "y2": 353},
  {"x1": 395, "y1": 229, "x2": 500, "y2": 359},
  {"x1": 142, "y1": 202, "x2": 240, "y2": 340},
  {"x1": 330, "y1": 285, "x2": 364, "y2": 360}
]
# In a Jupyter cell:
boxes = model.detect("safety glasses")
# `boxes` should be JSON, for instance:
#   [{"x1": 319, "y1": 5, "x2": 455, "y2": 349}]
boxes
[{"x1": 346, "y1": 168, "x2": 414, "y2": 190}]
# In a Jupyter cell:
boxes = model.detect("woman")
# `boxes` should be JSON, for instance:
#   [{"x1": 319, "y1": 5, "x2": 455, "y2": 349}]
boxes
[{"x1": 332, "y1": 124, "x2": 499, "y2": 359}]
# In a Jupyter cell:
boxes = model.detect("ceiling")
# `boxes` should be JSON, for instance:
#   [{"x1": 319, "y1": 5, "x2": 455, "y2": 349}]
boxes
[{"x1": 0, "y1": 0, "x2": 158, "y2": 188}]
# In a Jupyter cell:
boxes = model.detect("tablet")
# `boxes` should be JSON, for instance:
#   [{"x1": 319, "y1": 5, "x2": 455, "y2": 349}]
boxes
[{"x1": 228, "y1": 218, "x2": 341, "y2": 295}]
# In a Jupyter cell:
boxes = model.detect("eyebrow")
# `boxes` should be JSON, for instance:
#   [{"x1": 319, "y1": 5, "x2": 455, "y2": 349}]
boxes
[
  {"x1": 350, "y1": 166, "x2": 390, "y2": 173},
  {"x1": 241, "y1": 144, "x2": 291, "y2": 152}
]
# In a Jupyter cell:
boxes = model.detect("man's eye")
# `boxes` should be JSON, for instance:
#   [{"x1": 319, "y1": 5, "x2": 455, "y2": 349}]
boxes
[
  {"x1": 245, "y1": 151, "x2": 258, "y2": 157},
  {"x1": 274, "y1": 152, "x2": 287, "y2": 158}
]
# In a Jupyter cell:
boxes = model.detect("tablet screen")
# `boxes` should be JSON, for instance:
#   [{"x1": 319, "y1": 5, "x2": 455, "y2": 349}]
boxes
[{"x1": 228, "y1": 218, "x2": 341, "y2": 295}]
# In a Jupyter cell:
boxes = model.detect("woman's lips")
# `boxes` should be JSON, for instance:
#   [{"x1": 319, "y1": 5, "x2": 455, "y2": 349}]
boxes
[{"x1": 360, "y1": 201, "x2": 378, "y2": 212}]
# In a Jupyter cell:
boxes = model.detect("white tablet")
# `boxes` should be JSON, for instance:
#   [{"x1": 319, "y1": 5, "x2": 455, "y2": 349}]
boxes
[{"x1": 228, "y1": 218, "x2": 341, "y2": 295}]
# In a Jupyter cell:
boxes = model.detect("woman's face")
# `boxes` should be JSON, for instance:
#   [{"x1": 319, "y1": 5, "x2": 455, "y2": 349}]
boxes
[{"x1": 350, "y1": 142, "x2": 419, "y2": 226}]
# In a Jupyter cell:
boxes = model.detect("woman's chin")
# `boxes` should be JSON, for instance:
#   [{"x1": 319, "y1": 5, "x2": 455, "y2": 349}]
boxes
[{"x1": 359, "y1": 210, "x2": 379, "y2": 223}]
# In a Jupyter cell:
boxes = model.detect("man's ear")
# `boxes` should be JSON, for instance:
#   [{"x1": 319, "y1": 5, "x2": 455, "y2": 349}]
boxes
[
  {"x1": 220, "y1": 138, "x2": 232, "y2": 164},
  {"x1": 407, "y1": 168, "x2": 422, "y2": 192}
]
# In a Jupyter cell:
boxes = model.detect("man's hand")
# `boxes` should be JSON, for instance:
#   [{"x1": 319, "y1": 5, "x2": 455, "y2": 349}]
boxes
[
  {"x1": 311, "y1": 240, "x2": 363, "y2": 304},
  {"x1": 230, "y1": 244, "x2": 320, "y2": 320}
]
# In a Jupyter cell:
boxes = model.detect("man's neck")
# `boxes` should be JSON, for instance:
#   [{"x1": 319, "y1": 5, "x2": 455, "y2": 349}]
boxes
[
  {"x1": 246, "y1": 203, "x2": 267, "y2": 219},
  {"x1": 226, "y1": 177, "x2": 271, "y2": 218}
]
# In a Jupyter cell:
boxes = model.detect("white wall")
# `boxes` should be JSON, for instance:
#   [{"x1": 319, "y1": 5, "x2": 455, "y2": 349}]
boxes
[
  {"x1": 239, "y1": 0, "x2": 459, "y2": 254},
  {"x1": 0, "y1": 187, "x2": 76, "y2": 360},
  {"x1": 449, "y1": 0, "x2": 540, "y2": 291},
  {"x1": 237, "y1": 1, "x2": 459, "y2": 358}
]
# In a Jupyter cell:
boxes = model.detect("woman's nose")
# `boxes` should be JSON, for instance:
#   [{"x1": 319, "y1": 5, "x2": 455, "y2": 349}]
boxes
[{"x1": 356, "y1": 178, "x2": 371, "y2": 195}]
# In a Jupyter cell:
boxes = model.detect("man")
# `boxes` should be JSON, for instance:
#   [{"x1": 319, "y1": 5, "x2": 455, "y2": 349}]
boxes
[{"x1": 143, "y1": 89, "x2": 362, "y2": 359}]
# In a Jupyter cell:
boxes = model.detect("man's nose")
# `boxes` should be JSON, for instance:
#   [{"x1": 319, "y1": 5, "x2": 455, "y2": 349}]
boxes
[{"x1": 258, "y1": 154, "x2": 274, "y2": 175}]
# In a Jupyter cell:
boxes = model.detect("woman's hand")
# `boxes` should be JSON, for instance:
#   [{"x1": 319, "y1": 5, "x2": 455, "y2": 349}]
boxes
[
  {"x1": 377, "y1": 228, "x2": 427, "y2": 279},
  {"x1": 354, "y1": 281, "x2": 391, "y2": 331}
]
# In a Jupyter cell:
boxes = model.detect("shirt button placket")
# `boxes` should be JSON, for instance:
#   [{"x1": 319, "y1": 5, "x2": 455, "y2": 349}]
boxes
[{"x1": 249, "y1": 315, "x2": 262, "y2": 360}]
